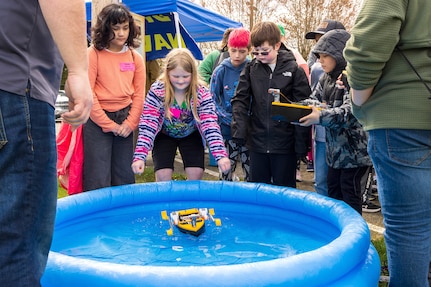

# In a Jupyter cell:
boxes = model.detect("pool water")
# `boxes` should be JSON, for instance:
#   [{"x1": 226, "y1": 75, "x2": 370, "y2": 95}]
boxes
[{"x1": 51, "y1": 202, "x2": 339, "y2": 266}]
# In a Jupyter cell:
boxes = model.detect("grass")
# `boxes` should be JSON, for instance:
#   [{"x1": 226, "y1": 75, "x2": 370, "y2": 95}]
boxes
[
  {"x1": 57, "y1": 167, "x2": 186, "y2": 199},
  {"x1": 57, "y1": 184, "x2": 68, "y2": 199},
  {"x1": 57, "y1": 168, "x2": 389, "y2": 284},
  {"x1": 373, "y1": 235, "x2": 389, "y2": 286}
]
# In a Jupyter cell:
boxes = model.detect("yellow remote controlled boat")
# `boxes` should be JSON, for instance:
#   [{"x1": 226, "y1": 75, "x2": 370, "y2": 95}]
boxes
[{"x1": 161, "y1": 208, "x2": 222, "y2": 237}]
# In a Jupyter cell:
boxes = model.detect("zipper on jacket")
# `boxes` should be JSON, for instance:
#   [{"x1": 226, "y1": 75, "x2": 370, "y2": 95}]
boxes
[{"x1": 266, "y1": 72, "x2": 273, "y2": 153}]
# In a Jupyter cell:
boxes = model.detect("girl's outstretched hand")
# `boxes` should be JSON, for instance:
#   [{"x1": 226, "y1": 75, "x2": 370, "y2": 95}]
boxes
[
  {"x1": 217, "y1": 157, "x2": 231, "y2": 174},
  {"x1": 131, "y1": 159, "x2": 145, "y2": 175}
]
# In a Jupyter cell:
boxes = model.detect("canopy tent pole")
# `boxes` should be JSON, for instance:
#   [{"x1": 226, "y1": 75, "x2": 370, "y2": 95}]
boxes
[{"x1": 173, "y1": 12, "x2": 182, "y2": 48}]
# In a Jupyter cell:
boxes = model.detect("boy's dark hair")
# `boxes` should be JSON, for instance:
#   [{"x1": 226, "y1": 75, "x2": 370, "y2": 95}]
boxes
[
  {"x1": 92, "y1": 3, "x2": 141, "y2": 50},
  {"x1": 250, "y1": 21, "x2": 280, "y2": 47}
]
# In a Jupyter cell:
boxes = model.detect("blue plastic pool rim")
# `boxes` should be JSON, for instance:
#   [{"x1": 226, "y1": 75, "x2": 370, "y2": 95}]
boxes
[{"x1": 42, "y1": 181, "x2": 380, "y2": 287}]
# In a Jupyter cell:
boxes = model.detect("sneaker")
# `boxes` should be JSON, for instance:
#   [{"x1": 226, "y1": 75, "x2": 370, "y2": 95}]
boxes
[
  {"x1": 362, "y1": 201, "x2": 381, "y2": 213},
  {"x1": 306, "y1": 160, "x2": 314, "y2": 172},
  {"x1": 296, "y1": 169, "x2": 302, "y2": 182},
  {"x1": 370, "y1": 185, "x2": 378, "y2": 197},
  {"x1": 232, "y1": 174, "x2": 240, "y2": 182}
]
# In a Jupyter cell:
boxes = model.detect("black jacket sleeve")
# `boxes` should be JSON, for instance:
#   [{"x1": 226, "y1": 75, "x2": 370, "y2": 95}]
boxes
[{"x1": 231, "y1": 63, "x2": 252, "y2": 141}]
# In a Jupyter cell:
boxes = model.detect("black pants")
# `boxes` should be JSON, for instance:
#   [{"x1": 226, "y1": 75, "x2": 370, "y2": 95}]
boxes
[
  {"x1": 249, "y1": 151, "x2": 297, "y2": 187},
  {"x1": 327, "y1": 166, "x2": 369, "y2": 214},
  {"x1": 83, "y1": 117, "x2": 135, "y2": 191}
]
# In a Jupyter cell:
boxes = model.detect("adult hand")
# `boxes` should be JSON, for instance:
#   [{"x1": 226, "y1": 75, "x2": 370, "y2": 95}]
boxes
[
  {"x1": 40, "y1": 0, "x2": 93, "y2": 131},
  {"x1": 62, "y1": 73, "x2": 93, "y2": 130},
  {"x1": 217, "y1": 157, "x2": 231, "y2": 174},
  {"x1": 298, "y1": 106, "x2": 320, "y2": 127},
  {"x1": 351, "y1": 87, "x2": 374, "y2": 106},
  {"x1": 131, "y1": 159, "x2": 145, "y2": 175}
]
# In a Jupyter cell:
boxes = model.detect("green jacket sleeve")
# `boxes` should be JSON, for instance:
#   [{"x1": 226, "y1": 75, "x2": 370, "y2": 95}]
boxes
[{"x1": 198, "y1": 50, "x2": 221, "y2": 84}]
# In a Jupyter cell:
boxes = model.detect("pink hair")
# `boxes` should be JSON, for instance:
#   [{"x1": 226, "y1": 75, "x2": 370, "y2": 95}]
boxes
[{"x1": 227, "y1": 28, "x2": 251, "y2": 49}]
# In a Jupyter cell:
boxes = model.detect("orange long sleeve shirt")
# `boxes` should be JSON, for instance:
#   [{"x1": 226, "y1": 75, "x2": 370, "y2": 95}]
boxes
[{"x1": 88, "y1": 46, "x2": 145, "y2": 133}]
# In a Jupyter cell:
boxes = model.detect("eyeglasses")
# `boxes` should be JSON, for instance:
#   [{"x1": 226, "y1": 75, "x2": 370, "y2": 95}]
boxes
[{"x1": 251, "y1": 48, "x2": 273, "y2": 56}]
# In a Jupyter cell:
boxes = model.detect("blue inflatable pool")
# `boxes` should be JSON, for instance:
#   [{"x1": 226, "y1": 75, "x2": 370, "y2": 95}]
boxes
[{"x1": 42, "y1": 181, "x2": 380, "y2": 286}]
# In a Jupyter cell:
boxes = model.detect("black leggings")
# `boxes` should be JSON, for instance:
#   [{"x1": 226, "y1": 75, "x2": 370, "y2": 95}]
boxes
[{"x1": 327, "y1": 166, "x2": 369, "y2": 214}]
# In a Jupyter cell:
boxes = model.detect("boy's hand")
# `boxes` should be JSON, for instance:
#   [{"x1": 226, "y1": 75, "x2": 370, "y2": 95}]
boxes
[
  {"x1": 336, "y1": 70, "x2": 350, "y2": 90},
  {"x1": 298, "y1": 106, "x2": 320, "y2": 126}
]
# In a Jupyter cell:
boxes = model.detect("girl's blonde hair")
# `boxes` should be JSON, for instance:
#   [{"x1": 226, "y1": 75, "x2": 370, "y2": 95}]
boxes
[{"x1": 160, "y1": 48, "x2": 202, "y2": 122}]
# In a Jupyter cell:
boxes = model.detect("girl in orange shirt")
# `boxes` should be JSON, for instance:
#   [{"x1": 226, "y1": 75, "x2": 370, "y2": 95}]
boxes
[{"x1": 83, "y1": 3, "x2": 145, "y2": 191}]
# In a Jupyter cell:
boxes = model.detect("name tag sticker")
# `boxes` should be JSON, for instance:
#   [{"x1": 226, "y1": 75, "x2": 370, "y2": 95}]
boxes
[{"x1": 120, "y1": 62, "x2": 135, "y2": 72}]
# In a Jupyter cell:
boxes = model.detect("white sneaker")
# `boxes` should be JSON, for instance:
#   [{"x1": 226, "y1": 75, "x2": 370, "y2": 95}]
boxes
[
  {"x1": 296, "y1": 169, "x2": 302, "y2": 182},
  {"x1": 362, "y1": 201, "x2": 381, "y2": 213}
]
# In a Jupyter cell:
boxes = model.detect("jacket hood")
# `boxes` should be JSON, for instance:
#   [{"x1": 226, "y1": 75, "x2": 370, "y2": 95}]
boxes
[
  {"x1": 313, "y1": 29, "x2": 350, "y2": 76},
  {"x1": 278, "y1": 49, "x2": 297, "y2": 62}
]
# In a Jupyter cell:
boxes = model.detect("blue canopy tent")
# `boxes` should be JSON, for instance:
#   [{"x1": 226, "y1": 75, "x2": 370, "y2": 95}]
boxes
[{"x1": 85, "y1": 0, "x2": 242, "y2": 60}]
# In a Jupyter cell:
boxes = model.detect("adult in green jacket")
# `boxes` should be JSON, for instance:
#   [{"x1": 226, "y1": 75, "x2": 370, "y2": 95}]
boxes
[{"x1": 344, "y1": 0, "x2": 431, "y2": 286}]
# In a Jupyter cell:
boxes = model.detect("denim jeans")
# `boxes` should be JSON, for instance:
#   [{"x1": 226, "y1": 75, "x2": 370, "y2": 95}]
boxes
[
  {"x1": 368, "y1": 129, "x2": 431, "y2": 287},
  {"x1": 314, "y1": 140, "x2": 328, "y2": 196},
  {"x1": 0, "y1": 90, "x2": 57, "y2": 286}
]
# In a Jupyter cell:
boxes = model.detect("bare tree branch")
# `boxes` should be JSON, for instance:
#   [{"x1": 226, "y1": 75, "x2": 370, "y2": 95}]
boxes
[{"x1": 196, "y1": 0, "x2": 363, "y2": 61}]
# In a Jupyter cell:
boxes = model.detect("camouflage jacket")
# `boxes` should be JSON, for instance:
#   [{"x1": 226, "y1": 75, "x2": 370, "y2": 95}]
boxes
[{"x1": 312, "y1": 73, "x2": 371, "y2": 169}]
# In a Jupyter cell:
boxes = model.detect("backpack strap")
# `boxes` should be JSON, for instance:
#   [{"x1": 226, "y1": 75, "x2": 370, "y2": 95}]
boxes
[
  {"x1": 211, "y1": 50, "x2": 230, "y2": 72},
  {"x1": 396, "y1": 46, "x2": 431, "y2": 99}
]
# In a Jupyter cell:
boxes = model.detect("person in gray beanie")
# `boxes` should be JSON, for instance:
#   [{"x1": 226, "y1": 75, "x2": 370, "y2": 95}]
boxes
[{"x1": 298, "y1": 29, "x2": 373, "y2": 215}]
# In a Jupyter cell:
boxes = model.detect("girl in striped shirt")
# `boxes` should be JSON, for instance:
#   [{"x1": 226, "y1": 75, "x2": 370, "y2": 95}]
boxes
[{"x1": 132, "y1": 48, "x2": 230, "y2": 181}]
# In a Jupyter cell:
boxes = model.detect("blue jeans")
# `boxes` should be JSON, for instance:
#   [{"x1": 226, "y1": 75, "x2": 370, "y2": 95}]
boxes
[
  {"x1": 314, "y1": 140, "x2": 328, "y2": 196},
  {"x1": 368, "y1": 129, "x2": 431, "y2": 287},
  {"x1": 0, "y1": 90, "x2": 58, "y2": 286}
]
